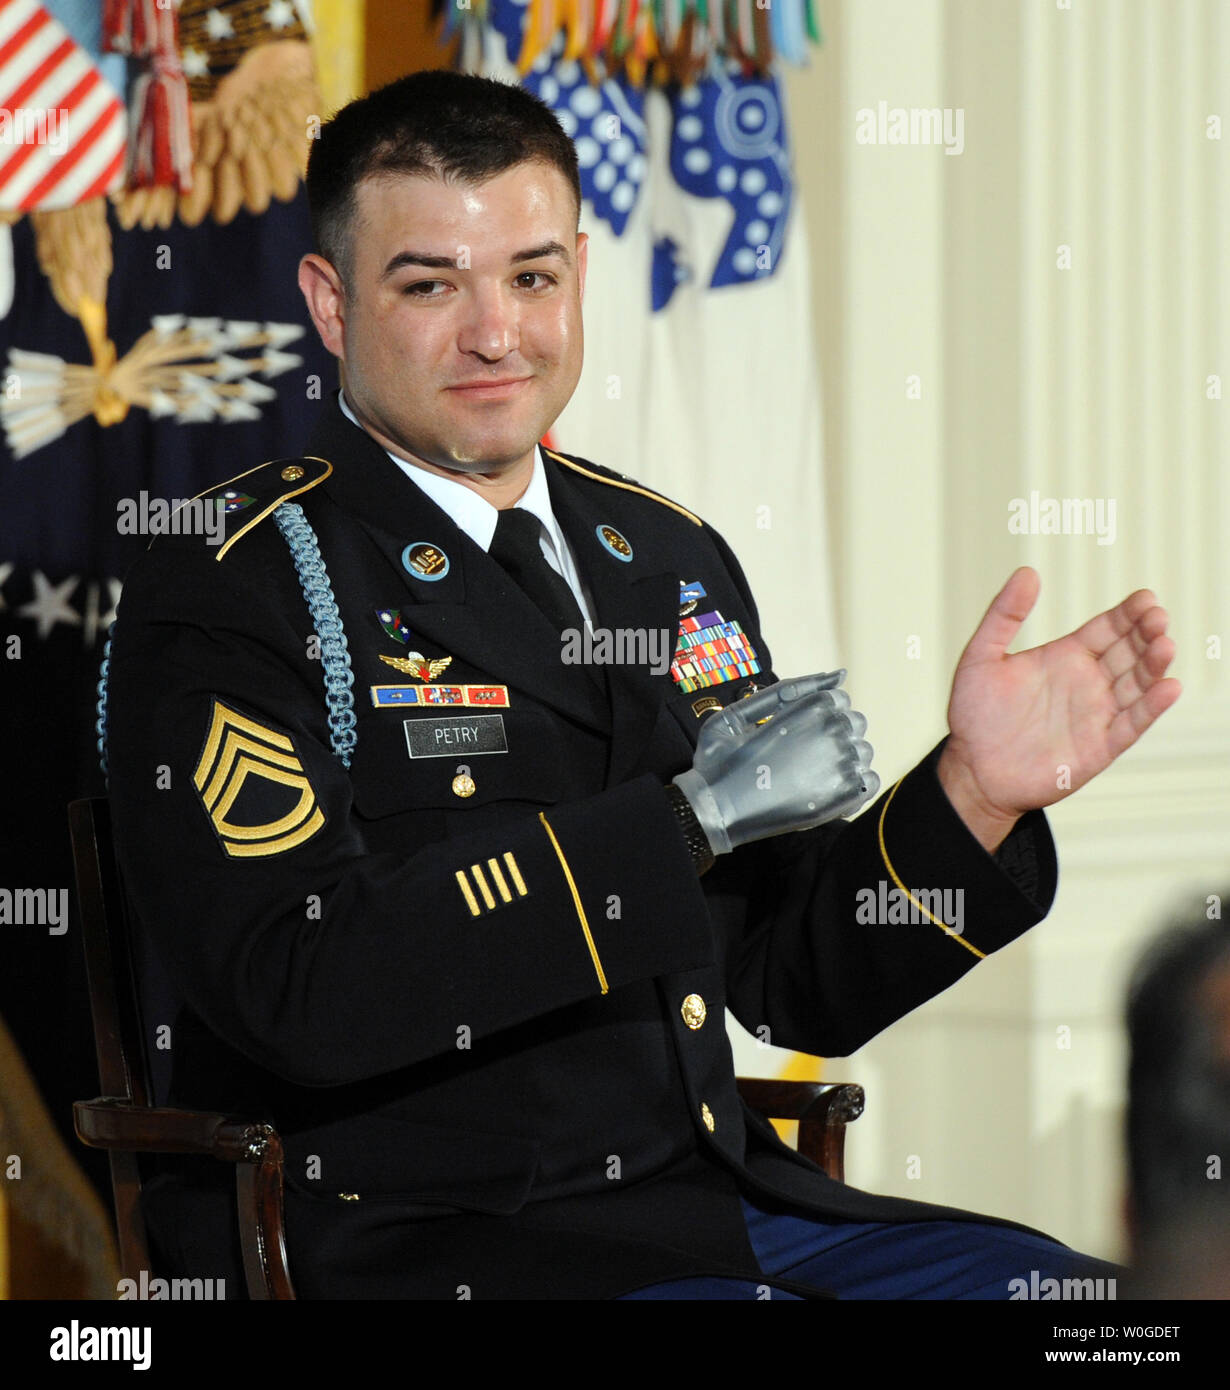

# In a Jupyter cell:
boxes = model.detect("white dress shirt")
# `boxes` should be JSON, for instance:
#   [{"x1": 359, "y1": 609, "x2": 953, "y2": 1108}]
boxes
[{"x1": 338, "y1": 388, "x2": 594, "y2": 626}]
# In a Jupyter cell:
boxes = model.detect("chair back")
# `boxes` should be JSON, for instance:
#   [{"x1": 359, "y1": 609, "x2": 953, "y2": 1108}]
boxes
[{"x1": 68, "y1": 796, "x2": 153, "y2": 1279}]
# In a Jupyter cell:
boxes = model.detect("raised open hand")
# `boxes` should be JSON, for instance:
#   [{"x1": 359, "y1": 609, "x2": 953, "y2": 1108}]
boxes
[{"x1": 941, "y1": 567, "x2": 1181, "y2": 824}]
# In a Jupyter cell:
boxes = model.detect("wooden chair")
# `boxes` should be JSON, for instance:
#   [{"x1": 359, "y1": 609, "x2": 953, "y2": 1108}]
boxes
[{"x1": 69, "y1": 796, "x2": 864, "y2": 1300}]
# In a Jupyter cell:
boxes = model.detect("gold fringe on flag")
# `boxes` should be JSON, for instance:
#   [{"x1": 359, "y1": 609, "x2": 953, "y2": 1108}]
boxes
[{"x1": 436, "y1": 0, "x2": 823, "y2": 90}]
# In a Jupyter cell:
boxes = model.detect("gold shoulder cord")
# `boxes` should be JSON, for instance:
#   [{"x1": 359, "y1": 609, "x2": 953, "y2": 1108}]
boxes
[
  {"x1": 543, "y1": 449, "x2": 704, "y2": 527},
  {"x1": 877, "y1": 777, "x2": 986, "y2": 960}
]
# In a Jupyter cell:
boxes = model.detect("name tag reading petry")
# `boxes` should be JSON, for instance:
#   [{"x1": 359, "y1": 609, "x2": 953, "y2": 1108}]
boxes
[{"x1": 403, "y1": 714, "x2": 509, "y2": 759}]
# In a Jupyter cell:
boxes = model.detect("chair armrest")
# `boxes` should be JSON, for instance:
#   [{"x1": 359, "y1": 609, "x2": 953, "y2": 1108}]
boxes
[
  {"x1": 74, "y1": 1098, "x2": 277, "y2": 1162},
  {"x1": 74, "y1": 1098, "x2": 295, "y2": 1300},
  {"x1": 735, "y1": 1079, "x2": 865, "y2": 1124},
  {"x1": 736, "y1": 1079, "x2": 865, "y2": 1183}
]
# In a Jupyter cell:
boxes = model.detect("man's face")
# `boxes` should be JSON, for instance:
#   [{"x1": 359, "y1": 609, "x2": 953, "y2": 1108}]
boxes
[{"x1": 303, "y1": 161, "x2": 587, "y2": 478}]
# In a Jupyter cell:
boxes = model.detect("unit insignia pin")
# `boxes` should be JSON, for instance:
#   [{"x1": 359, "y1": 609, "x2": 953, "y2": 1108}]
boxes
[
  {"x1": 402, "y1": 542, "x2": 450, "y2": 581},
  {"x1": 596, "y1": 525, "x2": 633, "y2": 562}
]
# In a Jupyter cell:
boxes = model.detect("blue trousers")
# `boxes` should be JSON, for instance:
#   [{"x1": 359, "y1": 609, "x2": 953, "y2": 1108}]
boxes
[{"x1": 619, "y1": 1195, "x2": 1121, "y2": 1300}]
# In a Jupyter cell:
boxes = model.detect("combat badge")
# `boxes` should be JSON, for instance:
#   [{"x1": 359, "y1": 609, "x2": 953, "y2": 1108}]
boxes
[
  {"x1": 679, "y1": 579, "x2": 707, "y2": 618},
  {"x1": 193, "y1": 700, "x2": 324, "y2": 858}
]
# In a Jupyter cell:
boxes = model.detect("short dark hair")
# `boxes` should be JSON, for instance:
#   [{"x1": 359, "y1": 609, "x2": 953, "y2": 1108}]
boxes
[
  {"x1": 306, "y1": 69, "x2": 582, "y2": 294},
  {"x1": 1126, "y1": 899, "x2": 1230, "y2": 1239}
]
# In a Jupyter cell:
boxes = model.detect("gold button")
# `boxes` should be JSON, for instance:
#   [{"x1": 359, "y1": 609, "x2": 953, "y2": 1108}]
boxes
[
  {"x1": 700, "y1": 1102, "x2": 715, "y2": 1133},
  {"x1": 681, "y1": 993, "x2": 707, "y2": 1030},
  {"x1": 338, "y1": 1192, "x2": 360, "y2": 1201},
  {"x1": 452, "y1": 773, "x2": 476, "y2": 798},
  {"x1": 281, "y1": 465, "x2": 305, "y2": 482}
]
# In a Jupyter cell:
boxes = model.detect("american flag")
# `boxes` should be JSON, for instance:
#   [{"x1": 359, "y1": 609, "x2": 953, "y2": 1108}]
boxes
[{"x1": 0, "y1": 0, "x2": 126, "y2": 210}]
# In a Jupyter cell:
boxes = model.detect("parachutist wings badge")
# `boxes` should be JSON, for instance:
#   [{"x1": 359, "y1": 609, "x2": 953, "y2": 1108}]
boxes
[{"x1": 378, "y1": 652, "x2": 453, "y2": 683}]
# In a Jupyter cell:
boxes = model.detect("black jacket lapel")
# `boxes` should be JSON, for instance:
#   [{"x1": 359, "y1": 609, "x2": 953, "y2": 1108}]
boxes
[
  {"x1": 305, "y1": 396, "x2": 611, "y2": 734},
  {"x1": 546, "y1": 458, "x2": 682, "y2": 787}
]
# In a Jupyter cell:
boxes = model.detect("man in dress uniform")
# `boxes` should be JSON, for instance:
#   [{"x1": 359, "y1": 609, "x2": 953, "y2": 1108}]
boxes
[{"x1": 104, "y1": 71, "x2": 1180, "y2": 1299}]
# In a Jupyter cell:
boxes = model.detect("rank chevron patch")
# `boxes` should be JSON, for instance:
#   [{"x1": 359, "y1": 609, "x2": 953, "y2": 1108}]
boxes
[{"x1": 193, "y1": 700, "x2": 325, "y2": 858}]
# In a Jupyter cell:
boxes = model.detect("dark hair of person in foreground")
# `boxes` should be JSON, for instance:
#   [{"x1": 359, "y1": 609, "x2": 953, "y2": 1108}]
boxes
[{"x1": 1124, "y1": 892, "x2": 1230, "y2": 1298}]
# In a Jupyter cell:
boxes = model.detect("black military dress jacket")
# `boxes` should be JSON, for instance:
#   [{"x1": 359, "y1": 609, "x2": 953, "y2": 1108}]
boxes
[{"x1": 106, "y1": 392, "x2": 1058, "y2": 1299}]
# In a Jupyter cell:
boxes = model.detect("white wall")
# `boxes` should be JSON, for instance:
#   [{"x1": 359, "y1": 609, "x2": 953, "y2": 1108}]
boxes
[{"x1": 781, "y1": 0, "x2": 1230, "y2": 1260}]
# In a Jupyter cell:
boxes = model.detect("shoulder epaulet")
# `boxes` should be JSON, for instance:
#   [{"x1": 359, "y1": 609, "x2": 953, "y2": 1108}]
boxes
[
  {"x1": 542, "y1": 447, "x2": 703, "y2": 527},
  {"x1": 159, "y1": 455, "x2": 333, "y2": 562}
]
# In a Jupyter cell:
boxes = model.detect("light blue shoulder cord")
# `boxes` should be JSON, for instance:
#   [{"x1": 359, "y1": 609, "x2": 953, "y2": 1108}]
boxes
[
  {"x1": 272, "y1": 501, "x2": 358, "y2": 768},
  {"x1": 95, "y1": 628, "x2": 114, "y2": 783},
  {"x1": 95, "y1": 500, "x2": 358, "y2": 781}
]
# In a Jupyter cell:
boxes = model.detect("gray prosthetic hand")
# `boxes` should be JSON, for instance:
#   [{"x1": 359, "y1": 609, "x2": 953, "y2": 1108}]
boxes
[{"x1": 673, "y1": 672, "x2": 879, "y2": 856}]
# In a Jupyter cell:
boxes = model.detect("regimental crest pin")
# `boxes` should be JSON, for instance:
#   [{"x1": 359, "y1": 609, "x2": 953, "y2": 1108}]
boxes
[
  {"x1": 219, "y1": 490, "x2": 256, "y2": 513},
  {"x1": 375, "y1": 609, "x2": 415, "y2": 645}
]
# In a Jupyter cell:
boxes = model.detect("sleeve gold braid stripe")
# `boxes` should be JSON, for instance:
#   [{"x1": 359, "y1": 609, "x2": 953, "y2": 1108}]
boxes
[
  {"x1": 543, "y1": 449, "x2": 703, "y2": 527},
  {"x1": 537, "y1": 812, "x2": 609, "y2": 994},
  {"x1": 877, "y1": 777, "x2": 986, "y2": 960},
  {"x1": 487, "y1": 857, "x2": 513, "y2": 903},
  {"x1": 470, "y1": 864, "x2": 496, "y2": 911},
  {"x1": 455, "y1": 870, "x2": 481, "y2": 917},
  {"x1": 503, "y1": 852, "x2": 528, "y2": 896}
]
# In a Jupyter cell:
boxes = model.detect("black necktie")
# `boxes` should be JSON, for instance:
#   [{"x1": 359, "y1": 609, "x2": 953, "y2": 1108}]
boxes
[{"x1": 489, "y1": 507, "x2": 586, "y2": 635}]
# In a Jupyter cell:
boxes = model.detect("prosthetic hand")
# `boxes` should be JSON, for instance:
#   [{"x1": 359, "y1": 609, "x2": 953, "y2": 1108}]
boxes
[{"x1": 673, "y1": 672, "x2": 879, "y2": 856}]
